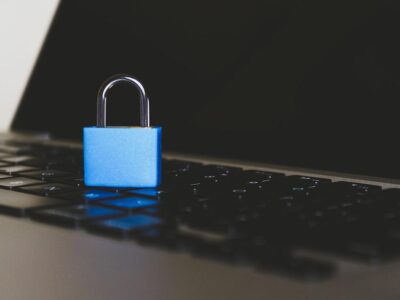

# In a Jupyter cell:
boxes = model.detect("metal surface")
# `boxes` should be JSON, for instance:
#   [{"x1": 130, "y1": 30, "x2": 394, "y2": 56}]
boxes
[
  {"x1": 1, "y1": 205, "x2": 400, "y2": 300},
  {"x1": 96, "y1": 74, "x2": 150, "y2": 128}
]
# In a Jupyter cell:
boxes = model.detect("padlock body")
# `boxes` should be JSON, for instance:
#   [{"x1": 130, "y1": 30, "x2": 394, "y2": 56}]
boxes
[{"x1": 83, "y1": 126, "x2": 161, "y2": 188}]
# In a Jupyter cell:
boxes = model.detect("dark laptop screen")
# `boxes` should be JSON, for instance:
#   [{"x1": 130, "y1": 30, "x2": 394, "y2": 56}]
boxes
[{"x1": 12, "y1": 0, "x2": 400, "y2": 179}]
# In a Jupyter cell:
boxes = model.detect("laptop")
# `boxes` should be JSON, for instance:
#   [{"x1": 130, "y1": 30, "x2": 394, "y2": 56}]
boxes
[{"x1": 1, "y1": 0, "x2": 400, "y2": 299}]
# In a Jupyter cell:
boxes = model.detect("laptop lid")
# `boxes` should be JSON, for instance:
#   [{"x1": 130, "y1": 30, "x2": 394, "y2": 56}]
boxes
[{"x1": 11, "y1": 0, "x2": 400, "y2": 179}]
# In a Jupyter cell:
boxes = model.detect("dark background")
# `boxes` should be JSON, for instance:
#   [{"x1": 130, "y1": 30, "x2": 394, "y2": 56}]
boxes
[{"x1": 12, "y1": 0, "x2": 400, "y2": 178}]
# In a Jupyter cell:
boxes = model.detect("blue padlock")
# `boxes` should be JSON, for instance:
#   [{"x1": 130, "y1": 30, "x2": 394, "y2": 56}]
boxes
[{"x1": 83, "y1": 74, "x2": 161, "y2": 188}]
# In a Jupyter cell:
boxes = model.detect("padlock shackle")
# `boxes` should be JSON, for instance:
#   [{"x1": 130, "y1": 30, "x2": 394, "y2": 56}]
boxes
[{"x1": 97, "y1": 74, "x2": 150, "y2": 128}]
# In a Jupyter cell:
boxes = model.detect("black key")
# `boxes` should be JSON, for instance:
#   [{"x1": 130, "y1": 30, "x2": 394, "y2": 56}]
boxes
[
  {"x1": 128, "y1": 188, "x2": 169, "y2": 198},
  {"x1": 288, "y1": 176, "x2": 331, "y2": 191},
  {"x1": 163, "y1": 170, "x2": 193, "y2": 185},
  {"x1": 99, "y1": 196, "x2": 159, "y2": 212},
  {"x1": 309, "y1": 182, "x2": 380, "y2": 208},
  {"x1": 200, "y1": 174, "x2": 221, "y2": 186},
  {"x1": 333, "y1": 181, "x2": 382, "y2": 195},
  {"x1": 97, "y1": 187, "x2": 132, "y2": 193},
  {"x1": 88, "y1": 214, "x2": 162, "y2": 237},
  {"x1": 341, "y1": 240, "x2": 387, "y2": 262},
  {"x1": 0, "y1": 144, "x2": 32, "y2": 155},
  {"x1": 61, "y1": 189, "x2": 121, "y2": 202},
  {"x1": 188, "y1": 181, "x2": 220, "y2": 196},
  {"x1": 0, "y1": 188, "x2": 67, "y2": 217},
  {"x1": 375, "y1": 189, "x2": 400, "y2": 208},
  {"x1": 288, "y1": 175, "x2": 331, "y2": 184},
  {"x1": 176, "y1": 223, "x2": 231, "y2": 243},
  {"x1": 0, "y1": 165, "x2": 37, "y2": 175},
  {"x1": 48, "y1": 161, "x2": 82, "y2": 173},
  {"x1": 20, "y1": 158, "x2": 46, "y2": 168},
  {"x1": 31, "y1": 204, "x2": 125, "y2": 227},
  {"x1": 19, "y1": 169, "x2": 73, "y2": 180},
  {"x1": 0, "y1": 155, "x2": 36, "y2": 164},
  {"x1": 57, "y1": 176, "x2": 85, "y2": 188},
  {"x1": 0, "y1": 153, "x2": 11, "y2": 159},
  {"x1": 311, "y1": 232, "x2": 400, "y2": 263},
  {"x1": 202, "y1": 165, "x2": 243, "y2": 175},
  {"x1": 0, "y1": 177, "x2": 42, "y2": 189},
  {"x1": 22, "y1": 158, "x2": 81, "y2": 173},
  {"x1": 242, "y1": 170, "x2": 285, "y2": 181},
  {"x1": 18, "y1": 183, "x2": 78, "y2": 196}
]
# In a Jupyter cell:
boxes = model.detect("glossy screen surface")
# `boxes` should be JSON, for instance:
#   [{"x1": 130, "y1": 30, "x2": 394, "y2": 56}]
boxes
[{"x1": 13, "y1": 0, "x2": 400, "y2": 178}]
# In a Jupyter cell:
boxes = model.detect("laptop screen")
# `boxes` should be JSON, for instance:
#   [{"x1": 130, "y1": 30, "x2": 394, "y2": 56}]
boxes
[{"x1": 12, "y1": 0, "x2": 400, "y2": 179}]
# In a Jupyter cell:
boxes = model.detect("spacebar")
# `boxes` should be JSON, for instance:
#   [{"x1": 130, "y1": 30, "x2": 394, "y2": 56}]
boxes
[{"x1": 0, "y1": 189, "x2": 67, "y2": 217}]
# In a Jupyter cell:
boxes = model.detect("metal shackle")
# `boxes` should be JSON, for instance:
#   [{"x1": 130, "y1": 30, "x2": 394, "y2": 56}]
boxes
[{"x1": 96, "y1": 74, "x2": 150, "y2": 128}]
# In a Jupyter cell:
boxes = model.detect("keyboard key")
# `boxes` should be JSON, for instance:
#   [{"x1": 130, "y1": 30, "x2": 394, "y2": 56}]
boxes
[
  {"x1": 97, "y1": 187, "x2": 132, "y2": 193},
  {"x1": 288, "y1": 175, "x2": 331, "y2": 184},
  {"x1": 46, "y1": 161, "x2": 82, "y2": 173},
  {"x1": 22, "y1": 158, "x2": 81, "y2": 173},
  {"x1": 243, "y1": 170, "x2": 285, "y2": 181},
  {"x1": 128, "y1": 188, "x2": 170, "y2": 198},
  {"x1": 20, "y1": 158, "x2": 46, "y2": 168},
  {"x1": 99, "y1": 196, "x2": 159, "y2": 212},
  {"x1": 0, "y1": 165, "x2": 37, "y2": 175},
  {"x1": 0, "y1": 153, "x2": 11, "y2": 159},
  {"x1": 202, "y1": 165, "x2": 243, "y2": 175},
  {"x1": 375, "y1": 189, "x2": 400, "y2": 208},
  {"x1": 0, "y1": 177, "x2": 42, "y2": 189},
  {"x1": 333, "y1": 181, "x2": 381, "y2": 195},
  {"x1": 164, "y1": 170, "x2": 193, "y2": 185},
  {"x1": 0, "y1": 155, "x2": 36, "y2": 164},
  {"x1": 61, "y1": 189, "x2": 121, "y2": 202},
  {"x1": 31, "y1": 204, "x2": 125, "y2": 227},
  {"x1": 0, "y1": 188, "x2": 67, "y2": 216},
  {"x1": 88, "y1": 214, "x2": 162, "y2": 237},
  {"x1": 288, "y1": 176, "x2": 331, "y2": 191},
  {"x1": 57, "y1": 176, "x2": 85, "y2": 188},
  {"x1": 0, "y1": 150, "x2": 395, "y2": 278},
  {"x1": 19, "y1": 169, "x2": 73, "y2": 180},
  {"x1": 308, "y1": 232, "x2": 400, "y2": 263},
  {"x1": 18, "y1": 183, "x2": 78, "y2": 196},
  {"x1": 0, "y1": 144, "x2": 32, "y2": 155}
]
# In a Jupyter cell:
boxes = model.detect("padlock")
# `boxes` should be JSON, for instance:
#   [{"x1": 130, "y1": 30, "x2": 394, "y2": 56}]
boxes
[{"x1": 83, "y1": 74, "x2": 161, "y2": 188}]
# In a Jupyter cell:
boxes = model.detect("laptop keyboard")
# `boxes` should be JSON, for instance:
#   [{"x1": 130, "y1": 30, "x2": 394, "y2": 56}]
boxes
[{"x1": 2, "y1": 138, "x2": 400, "y2": 281}]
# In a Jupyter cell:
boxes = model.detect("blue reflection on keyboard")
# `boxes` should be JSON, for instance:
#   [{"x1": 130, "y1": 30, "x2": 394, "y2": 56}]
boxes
[
  {"x1": 80, "y1": 190, "x2": 120, "y2": 201},
  {"x1": 96, "y1": 215, "x2": 161, "y2": 230},
  {"x1": 128, "y1": 188, "x2": 165, "y2": 198},
  {"x1": 100, "y1": 197, "x2": 158, "y2": 210}
]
